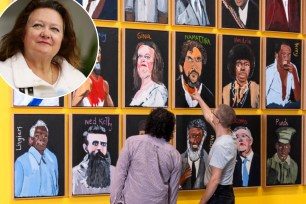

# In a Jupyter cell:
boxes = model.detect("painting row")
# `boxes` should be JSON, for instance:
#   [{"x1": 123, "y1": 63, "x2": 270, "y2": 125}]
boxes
[
  {"x1": 73, "y1": 0, "x2": 304, "y2": 33},
  {"x1": 13, "y1": 113, "x2": 305, "y2": 198},
  {"x1": 12, "y1": 27, "x2": 305, "y2": 109}
]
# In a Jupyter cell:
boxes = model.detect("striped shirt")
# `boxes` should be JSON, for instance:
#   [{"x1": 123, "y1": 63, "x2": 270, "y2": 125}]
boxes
[{"x1": 110, "y1": 134, "x2": 181, "y2": 204}]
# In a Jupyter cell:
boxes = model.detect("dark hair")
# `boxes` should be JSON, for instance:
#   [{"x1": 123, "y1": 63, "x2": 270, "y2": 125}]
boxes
[
  {"x1": 216, "y1": 104, "x2": 236, "y2": 128},
  {"x1": 0, "y1": 0, "x2": 80, "y2": 67},
  {"x1": 137, "y1": 120, "x2": 146, "y2": 132},
  {"x1": 83, "y1": 125, "x2": 106, "y2": 145},
  {"x1": 187, "y1": 119, "x2": 207, "y2": 137},
  {"x1": 145, "y1": 108, "x2": 175, "y2": 142},
  {"x1": 178, "y1": 40, "x2": 207, "y2": 69},
  {"x1": 227, "y1": 44, "x2": 255, "y2": 79},
  {"x1": 132, "y1": 41, "x2": 164, "y2": 90},
  {"x1": 274, "y1": 41, "x2": 291, "y2": 53}
]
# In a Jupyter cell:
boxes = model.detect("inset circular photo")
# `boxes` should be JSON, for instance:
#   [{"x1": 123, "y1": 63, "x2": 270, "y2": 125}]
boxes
[{"x1": 0, "y1": 0, "x2": 98, "y2": 98}]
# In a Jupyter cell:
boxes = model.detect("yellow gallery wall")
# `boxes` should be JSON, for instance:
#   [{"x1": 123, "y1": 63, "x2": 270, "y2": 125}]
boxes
[{"x1": 1, "y1": 0, "x2": 306, "y2": 203}]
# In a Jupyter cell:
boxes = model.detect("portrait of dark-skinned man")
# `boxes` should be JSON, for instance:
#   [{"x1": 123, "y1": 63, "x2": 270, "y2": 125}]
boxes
[
  {"x1": 179, "y1": 119, "x2": 208, "y2": 190},
  {"x1": 222, "y1": 43, "x2": 259, "y2": 108}
]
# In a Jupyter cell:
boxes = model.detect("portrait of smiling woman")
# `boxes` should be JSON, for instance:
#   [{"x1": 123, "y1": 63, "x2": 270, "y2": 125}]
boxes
[{"x1": 0, "y1": 0, "x2": 96, "y2": 98}]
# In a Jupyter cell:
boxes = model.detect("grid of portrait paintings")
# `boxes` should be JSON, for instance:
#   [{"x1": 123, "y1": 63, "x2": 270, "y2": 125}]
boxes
[{"x1": 9, "y1": 0, "x2": 306, "y2": 199}]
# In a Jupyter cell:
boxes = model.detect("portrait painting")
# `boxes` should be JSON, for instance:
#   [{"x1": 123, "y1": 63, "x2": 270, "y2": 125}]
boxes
[
  {"x1": 265, "y1": 115, "x2": 302, "y2": 186},
  {"x1": 265, "y1": 38, "x2": 302, "y2": 109},
  {"x1": 70, "y1": 114, "x2": 119, "y2": 195},
  {"x1": 13, "y1": 90, "x2": 64, "y2": 107},
  {"x1": 175, "y1": 114, "x2": 214, "y2": 190},
  {"x1": 265, "y1": 0, "x2": 301, "y2": 33},
  {"x1": 175, "y1": 0, "x2": 215, "y2": 27},
  {"x1": 0, "y1": 0, "x2": 98, "y2": 98},
  {"x1": 174, "y1": 31, "x2": 216, "y2": 109},
  {"x1": 221, "y1": 35, "x2": 260, "y2": 109},
  {"x1": 14, "y1": 114, "x2": 65, "y2": 198},
  {"x1": 124, "y1": 0, "x2": 168, "y2": 24},
  {"x1": 76, "y1": 0, "x2": 117, "y2": 21},
  {"x1": 221, "y1": 0, "x2": 260, "y2": 30},
  {"x1": 123, "y1": 114, "x2": 148, "y2": 140},
  {"x1": 123, "y1": 28, "x2": 169, "y2": 108},
  {"x1": 231, "y1": 115, "x2": 261, "y2": 187},
  {"x1": 71, "y1": 27, "x2": 119, "y2": 108}
]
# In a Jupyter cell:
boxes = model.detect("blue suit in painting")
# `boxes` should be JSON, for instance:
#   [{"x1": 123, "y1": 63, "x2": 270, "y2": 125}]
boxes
[{"x1": 14, "y1": 147, "x2": 59, "y2": 197}]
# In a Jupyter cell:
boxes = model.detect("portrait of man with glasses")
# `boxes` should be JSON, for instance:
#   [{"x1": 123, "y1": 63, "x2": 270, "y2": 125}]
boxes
[{"x1": 175, "y1": 37, "x2": 215, "y2": 108}]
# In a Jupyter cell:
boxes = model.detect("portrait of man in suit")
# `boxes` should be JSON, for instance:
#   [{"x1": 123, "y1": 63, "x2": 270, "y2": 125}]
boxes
[
  {"x1": 233, "y1": 126, "x2": 260, "y2": 187},
  {"x1": 76, "y1": 0, "x2": 117, "y2": 20},
  {"x1": 179, "y1": 119, "x2": 208, "y2": 190},
  {"x1": 266, "y1": 0, "x2": 300, "y2": 33},
  {"x1": 175, "y1": 40, "x2": 214, "y2": 108},
  {"x1": 222, "y1": 0, "x2": 259, "y2": 29},
  {"x1": 175, "y1": 0, "x2": 210, "y2": 26}
]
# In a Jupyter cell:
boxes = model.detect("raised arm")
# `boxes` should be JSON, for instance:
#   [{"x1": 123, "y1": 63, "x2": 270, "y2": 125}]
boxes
[{"x1": 190, "y1": 89, "x2": 215, "y2": 129}]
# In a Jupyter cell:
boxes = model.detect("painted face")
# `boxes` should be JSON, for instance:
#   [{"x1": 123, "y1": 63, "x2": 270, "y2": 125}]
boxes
[
  {"x1": 276, "y1": 44, "x2": 292, "y2": 70},
  {"x1": 30, "y1": 126, "x2": 48, "y2": 154},
  {"x1": 183, "y1": 47, "x2": 203, "y2": 84},
  {"x1": 137, "y1": 45, "x2": 155, "y2": 80},
  {"x1": 276, "y1": 142, "x2": 291, "y2": 162},
  {"x1": 234, "y1": 0, "x2": 248, "y2": 9},
  {"x1": 86, "y1": 133, "x2": 107, "y2": 156},
  {"x1": 188, "y1": 127, "x2": 204, "y2": 152},
  {"x1": 235, "y1": 59, "x2": 251, "y2": 84},
  {"x1": 23, "y1": 8, "x2": 64, "y2": 59},
  {"x1": 235, "y1": 129, "x2": 252, "y2": 153}
]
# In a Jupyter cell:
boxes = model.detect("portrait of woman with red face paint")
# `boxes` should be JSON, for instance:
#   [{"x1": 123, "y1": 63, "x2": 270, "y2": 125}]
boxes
[{"x1": 129, "y1": 41, "x2": 168, "y2": 107}]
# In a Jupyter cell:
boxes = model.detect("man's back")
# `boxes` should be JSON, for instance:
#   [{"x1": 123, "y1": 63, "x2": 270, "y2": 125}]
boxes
[{"x1": 111, "y1": 135, "x2": 181, "y2": 204}]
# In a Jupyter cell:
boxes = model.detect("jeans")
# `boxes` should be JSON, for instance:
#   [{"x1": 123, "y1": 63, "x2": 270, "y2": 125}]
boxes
[{"x1": 207, "y1": 184, "x2": 235, "y2": 204}]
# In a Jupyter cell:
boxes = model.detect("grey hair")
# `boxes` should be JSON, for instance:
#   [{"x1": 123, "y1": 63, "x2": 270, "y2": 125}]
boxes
[{"x1": 29, "y1": 120, "x2": 48, "y2": 137}]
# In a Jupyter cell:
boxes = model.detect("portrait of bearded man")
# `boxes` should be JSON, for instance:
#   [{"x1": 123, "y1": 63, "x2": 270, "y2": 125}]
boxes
[
  {"x1": 72, "y1": 125, "x2": 115, "y2": 195},
  {"x1": 175, "y1": 40, "x2": 215, "y2": 108}
]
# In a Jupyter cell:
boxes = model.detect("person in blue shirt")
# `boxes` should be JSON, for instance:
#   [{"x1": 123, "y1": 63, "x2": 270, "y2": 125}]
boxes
[{"x1": 14, "y1": 120, "x2": 58, "y2": 197}]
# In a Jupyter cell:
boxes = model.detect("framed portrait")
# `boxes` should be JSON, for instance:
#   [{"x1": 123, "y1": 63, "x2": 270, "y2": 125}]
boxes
[
  {"x1": 123, "y1": 0, "x2": 168, "y2": 24},
  {"x1": 13, "y1": 114, "x2": 65, "y2": 198},
  {"x1": 12, "y1": 90, "x2": 64, "y2": 107},
  {"x1": 75, "y1": 0, "x2": 117, "y2": 21},
  {"x1": 123, "y1": 28, "x2": 169, "y2": 108},
  {"x1": 175, "y1": 114, "x2": 215, "y2": 190},
  {"x1": 123, "y1": 114, "x2": 148, "y2": 140},
  {"x1": 220, "y1": 0, "x2": 260, "y2": 30},
  {"x1": 174, "y1": 0, "x2": 215, "y2": 27},
  {"x1": 70, "y1": 114, "x2": 119, "y2": 196},
  {"x1": 231, "y1": 115, "x2": 261, "y2": 188},
  {"x1": 173, "y1": 31, "x2": 216, "y2": 109},
  {"x1": 264, "y1": 38, "x2": 302, "y2": 109},
  {"x1": 264, "y1": 0, "x2": 301, "y2": 33},
  {"x1": 220, "y1": 35, "x2": 261, "y2": 109},
  {"x1": 70, "y1": 27, "x2": 119, "y2": 108},
  {"x1": 265, "y1": 115, "x2": 302, "y2": 186}
]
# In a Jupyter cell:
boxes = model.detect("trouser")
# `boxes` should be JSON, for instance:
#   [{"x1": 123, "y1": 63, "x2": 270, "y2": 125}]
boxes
[{"x1": 207, "y1": 184, "x2": 235, "y2": 204}]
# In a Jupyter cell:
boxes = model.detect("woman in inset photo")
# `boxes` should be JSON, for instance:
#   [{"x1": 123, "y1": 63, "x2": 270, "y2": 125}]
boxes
[{"x1": 0, "y1": 0, "x2": 97, "y2": 98}]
